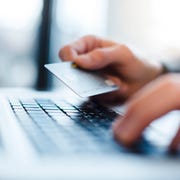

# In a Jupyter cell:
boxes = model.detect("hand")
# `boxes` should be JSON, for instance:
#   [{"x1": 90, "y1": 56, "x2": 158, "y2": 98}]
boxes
[
  {"x1": 113, "y1": 74, "x2": 180, "y2": 151},
  {"x1": 59, "y1": 35, "x2": 163, "y2": 103}
]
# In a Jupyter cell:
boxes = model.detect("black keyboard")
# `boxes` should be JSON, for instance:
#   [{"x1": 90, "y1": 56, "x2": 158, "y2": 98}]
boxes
[{"x1": 9, "y1": 98, "x2": 122, "y2": 155}]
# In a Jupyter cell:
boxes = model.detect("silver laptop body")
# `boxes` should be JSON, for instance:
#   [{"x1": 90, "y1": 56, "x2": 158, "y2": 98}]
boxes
[{"x1": 0, "y1": 88, "x2": 179, "y2": 180}]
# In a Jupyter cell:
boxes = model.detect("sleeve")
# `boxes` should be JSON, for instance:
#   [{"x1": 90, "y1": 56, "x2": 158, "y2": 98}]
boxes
[{"x1": 161, "y1": 59, "x2": 180, "y2": 73}]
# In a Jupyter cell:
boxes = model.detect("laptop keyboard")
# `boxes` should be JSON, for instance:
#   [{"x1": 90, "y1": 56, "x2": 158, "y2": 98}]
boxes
[{"x1": 9, "y1": 98, "x2": 122, "y2": 155}]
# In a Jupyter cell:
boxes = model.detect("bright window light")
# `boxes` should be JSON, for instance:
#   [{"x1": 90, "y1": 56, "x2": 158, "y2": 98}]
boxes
[
  {"x1": 151, "y1": 0, "x2": 180, "y2": 48},
  {"x1": 0, "y1": 0, "x2": 42, "y2": 30},
  {"x1": 56, "y1": 0, "x2": 108, "y2": 36}
]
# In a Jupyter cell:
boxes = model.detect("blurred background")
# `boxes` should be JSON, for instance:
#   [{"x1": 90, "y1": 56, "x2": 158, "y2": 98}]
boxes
[{"x1": 0, "y1": 0, "x2": 180, "y2": 89}]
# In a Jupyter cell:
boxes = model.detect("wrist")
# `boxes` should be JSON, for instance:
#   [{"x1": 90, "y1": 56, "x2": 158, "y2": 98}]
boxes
[
  {"x1": 161, "y1": 63, "x2": 170, "y2": 74},
  {"x1": 161, "y1": 61, "x2": 180, "y2": 74},
  {"x1": 148, "y1": 61, "x2": 164, "y2": 79}
]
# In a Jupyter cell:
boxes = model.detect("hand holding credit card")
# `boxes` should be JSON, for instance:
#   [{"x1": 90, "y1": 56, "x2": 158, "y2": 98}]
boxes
[{"x1": 45, "y1": 62, "x2": 119, "y2": 97}]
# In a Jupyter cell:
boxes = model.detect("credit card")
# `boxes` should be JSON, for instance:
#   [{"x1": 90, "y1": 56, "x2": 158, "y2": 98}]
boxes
[{"x1": 45, "y1": 62, "x2": 119, "y2": 97}]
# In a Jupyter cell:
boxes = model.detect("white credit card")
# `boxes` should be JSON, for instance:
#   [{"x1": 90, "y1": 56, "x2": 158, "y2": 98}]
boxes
[{"x1": 45, "y1": 62, "x2": 119, "y2": 97}]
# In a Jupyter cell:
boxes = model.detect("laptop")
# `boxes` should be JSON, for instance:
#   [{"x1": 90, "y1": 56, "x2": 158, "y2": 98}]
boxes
[{"x1": 0, "y1": 86, "x2": 179, "y2": 179}]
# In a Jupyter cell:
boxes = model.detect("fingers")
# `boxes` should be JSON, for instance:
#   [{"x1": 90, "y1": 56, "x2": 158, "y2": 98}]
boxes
[
  {"x1": 59, "y1": 35, "x2": 116, "y2": 61},
  {"x1": 113, "y1": 74, "x2": 180, "y2": 146},
  {"x1": 65, "y1": 45, "x2": 134, "y2": 70},
  {"x1": 71, "y1": 47, "x2": 116, "y2": 70},
  {"x1": 90, "y1": 75, "x2": 128, "y2": 104},
  {"x1": 170, "y1": 126, "x2": 180, "y2": 152},
  {"x1": 59, "y1": 35, "x2": 135, "y2": 70}
]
